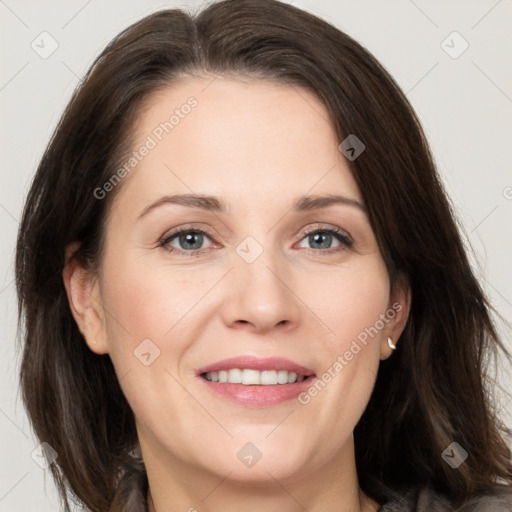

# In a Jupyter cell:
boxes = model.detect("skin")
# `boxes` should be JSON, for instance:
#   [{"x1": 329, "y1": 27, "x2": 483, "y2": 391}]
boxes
[{"x1": 63, "y1": 75, "x2": 410, "y2": 512}]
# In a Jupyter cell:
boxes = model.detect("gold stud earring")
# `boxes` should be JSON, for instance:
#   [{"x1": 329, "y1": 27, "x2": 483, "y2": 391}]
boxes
[{"x1": 387, "y1": 337, "x2": 397, "y2": 350}]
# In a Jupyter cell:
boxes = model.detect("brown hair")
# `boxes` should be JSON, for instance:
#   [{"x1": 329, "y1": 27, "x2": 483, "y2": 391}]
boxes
[{"x1": 15, "y1": 0, "x2": 512, "y2": 510}]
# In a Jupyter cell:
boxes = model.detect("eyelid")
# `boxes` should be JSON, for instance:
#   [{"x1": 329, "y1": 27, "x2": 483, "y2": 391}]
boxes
[
  {"x1": 297, "y1": 223, "x2": 353, "y2": 245},
  {"x1": 159, "y1": 224, "x2": 215, "y2": 252}
]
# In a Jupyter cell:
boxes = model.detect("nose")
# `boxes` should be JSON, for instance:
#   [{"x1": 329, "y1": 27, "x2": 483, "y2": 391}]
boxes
[{"x1": 220, "y1": 251, "x2": 301, "y2": 335}]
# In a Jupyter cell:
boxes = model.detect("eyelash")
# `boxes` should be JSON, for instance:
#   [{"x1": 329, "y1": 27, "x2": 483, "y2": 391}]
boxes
[{"x1": 159, "y1": 224, "x2": 353, "y2": 257}]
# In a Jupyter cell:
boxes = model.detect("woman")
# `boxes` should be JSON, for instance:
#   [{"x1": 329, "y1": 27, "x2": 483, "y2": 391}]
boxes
[{"x1": 15, "y1": 0, "x2": 512, "y2": 510}]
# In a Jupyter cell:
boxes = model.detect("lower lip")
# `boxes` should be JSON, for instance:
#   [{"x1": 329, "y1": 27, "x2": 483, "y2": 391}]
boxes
[{"x1": 199, "y1": 375, "x2": 317, "y2": 407}]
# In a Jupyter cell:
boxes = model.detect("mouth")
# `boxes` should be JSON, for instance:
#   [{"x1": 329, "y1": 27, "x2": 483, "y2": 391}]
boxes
[{"x1": 196, "y1": 355, "x2": 316, "y2": 407}]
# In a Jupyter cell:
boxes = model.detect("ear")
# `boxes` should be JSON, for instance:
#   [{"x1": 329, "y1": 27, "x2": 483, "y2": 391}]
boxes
[
  {"x1": 380, "y1": 274, "x2": 411, "y2": 360},
  {"x1": 62, "y1": 243, "x2": 109, "y2": 355}
]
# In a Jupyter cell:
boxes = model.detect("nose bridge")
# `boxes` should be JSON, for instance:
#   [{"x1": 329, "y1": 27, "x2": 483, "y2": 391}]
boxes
[
  {"x1": 221, "y1": 231, "x2": 300, "y2": 332},
  {"x1": 236, "y1": 232, "x2": 289, "y2": 303}
]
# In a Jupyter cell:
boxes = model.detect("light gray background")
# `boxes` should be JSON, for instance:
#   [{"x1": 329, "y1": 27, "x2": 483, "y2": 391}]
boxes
[{"x1": 1, "y1": 1, "x2": 511, "y2": 510}]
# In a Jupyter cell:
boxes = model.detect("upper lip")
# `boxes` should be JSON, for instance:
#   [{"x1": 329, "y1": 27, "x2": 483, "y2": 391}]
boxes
[{"x1": 197, "y1": 356, "x2": 315, "y2": 376}]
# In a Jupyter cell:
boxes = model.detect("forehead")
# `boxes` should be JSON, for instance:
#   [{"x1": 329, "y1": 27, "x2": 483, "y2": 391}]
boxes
[{"x1": 111, "y1": 75, "x2": 363, "y2": 216}]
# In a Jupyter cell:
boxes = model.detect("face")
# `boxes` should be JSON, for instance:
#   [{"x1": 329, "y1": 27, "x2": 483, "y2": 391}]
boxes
[{"x1": 66, "y1": 76, "x2": 409, "y2": 489}]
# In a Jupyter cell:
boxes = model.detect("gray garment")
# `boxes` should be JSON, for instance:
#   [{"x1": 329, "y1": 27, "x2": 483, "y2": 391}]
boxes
[{"x1": 379, "y1": 485, "x2": 512, "y2": 511}]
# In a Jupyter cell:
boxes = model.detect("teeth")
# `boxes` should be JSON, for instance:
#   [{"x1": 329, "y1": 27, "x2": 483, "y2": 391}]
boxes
[{"x1": 203, "y1": 369, "x2": 307, "y2": 385}]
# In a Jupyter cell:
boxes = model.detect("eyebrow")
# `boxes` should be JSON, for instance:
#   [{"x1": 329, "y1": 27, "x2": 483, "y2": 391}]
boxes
[{"x1": 137, "y1": 193, "x2": 366, "y2": 220}]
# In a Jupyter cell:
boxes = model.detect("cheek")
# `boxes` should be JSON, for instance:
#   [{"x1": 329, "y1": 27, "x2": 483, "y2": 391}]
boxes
[
  {"x1": 311, "y1": 259, "x2": 390, "y2": 351},
  {"x1": 98, "y1": 256, "x2": 209, "y2": 427},
  {"x1": 99, "y1": 253, "x2": 206, "y2": 366},
  {"x1": 271, "y1": 260, "x2": 390, "y2": 466},
  {"x1": 302, "y1": 258, "x2": 389, "y2": 408}
]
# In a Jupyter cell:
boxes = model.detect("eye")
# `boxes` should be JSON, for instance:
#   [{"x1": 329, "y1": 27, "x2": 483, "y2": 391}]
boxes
[
  {"x1": 159, "y1": 224, "x2": 353, "y2": 257},
  {"x1": 297, "y1": 226, "x2": 353, "y2": 253},
  {"x1": 160, "y1": 227, "x2": 214, "y2": 255}
]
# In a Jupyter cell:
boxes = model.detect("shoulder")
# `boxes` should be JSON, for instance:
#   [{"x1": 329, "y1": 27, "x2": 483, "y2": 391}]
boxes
[
  {"x1": 379, "y1": 484, "x2": 512, "y2": 511},
  {"x1": 455, "y1": 485, "x2": 512, "y2": 511}
]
